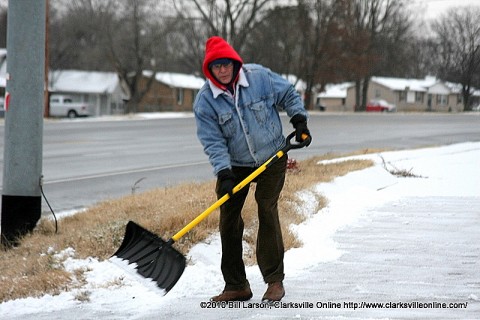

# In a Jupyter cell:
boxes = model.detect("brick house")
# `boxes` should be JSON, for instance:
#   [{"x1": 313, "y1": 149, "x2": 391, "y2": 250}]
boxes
[{"x1": 138, "y1": 71, "x2": 205, "y2": 112}]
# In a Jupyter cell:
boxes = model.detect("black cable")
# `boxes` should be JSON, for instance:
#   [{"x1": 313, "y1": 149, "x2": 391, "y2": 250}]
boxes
[{"x1": 39, "y1": 175, "x2": 58, "y2": 234}]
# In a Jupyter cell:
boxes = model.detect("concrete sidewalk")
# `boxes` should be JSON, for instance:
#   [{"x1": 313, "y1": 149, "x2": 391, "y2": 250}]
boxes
[{"x1": 285, "y1": 195, "x2": 480, "y2": 319}]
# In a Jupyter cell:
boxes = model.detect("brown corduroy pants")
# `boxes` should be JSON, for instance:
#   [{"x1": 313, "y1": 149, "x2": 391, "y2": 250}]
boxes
[{"x1": 216, "y1": 155, "x2": 287, "y2": 291}]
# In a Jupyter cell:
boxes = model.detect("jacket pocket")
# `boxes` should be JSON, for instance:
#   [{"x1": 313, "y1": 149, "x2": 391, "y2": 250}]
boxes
[
  {"x1": 218, "y1": 112, "x2": 236, "y2": 138},
  {"x1": 249, "y1": 100, "x2": 268, "y2": 125}
]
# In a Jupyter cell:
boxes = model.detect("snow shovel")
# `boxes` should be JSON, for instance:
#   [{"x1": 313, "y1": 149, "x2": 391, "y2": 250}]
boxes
[{"x1": 111, "y1": 131, "x2": 311, "y2": 294}]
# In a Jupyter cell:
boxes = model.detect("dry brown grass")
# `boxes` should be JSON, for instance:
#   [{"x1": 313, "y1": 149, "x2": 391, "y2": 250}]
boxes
[{"x1": 0, "y1": 155, "x2": 373, "y2": 303}]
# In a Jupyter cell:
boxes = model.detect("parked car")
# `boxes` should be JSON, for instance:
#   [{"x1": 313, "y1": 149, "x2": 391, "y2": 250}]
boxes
[
  {"x1": 49, "y1": 95, "x2": 92, "y2": 118},
  {"x1": 366, "y1": 99, "x2": 396, "y2": 112},
  {"x1": 472, "y1": 104, "x2": 480, "y2": 112}
]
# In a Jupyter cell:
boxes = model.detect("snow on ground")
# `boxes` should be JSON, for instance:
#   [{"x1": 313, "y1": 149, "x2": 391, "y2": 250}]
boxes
[{"x1": 1, "y1": 141, "x2": 479, "y2": 319}]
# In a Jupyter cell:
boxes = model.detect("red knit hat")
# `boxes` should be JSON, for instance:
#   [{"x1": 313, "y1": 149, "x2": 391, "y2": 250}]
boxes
[{"x1": 202, "y1": 36, "x2": 243, "y2": 90}]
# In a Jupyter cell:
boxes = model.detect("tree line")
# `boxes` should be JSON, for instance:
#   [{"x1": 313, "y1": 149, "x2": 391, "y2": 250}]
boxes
[{"x1": 0, "y1": 0, "x2": 479, "y2": 111}]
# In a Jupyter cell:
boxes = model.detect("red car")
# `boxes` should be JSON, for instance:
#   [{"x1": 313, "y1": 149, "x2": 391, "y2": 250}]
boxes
[{"x1": 366, "y1": 99, "x2": 396, "y2": 112}]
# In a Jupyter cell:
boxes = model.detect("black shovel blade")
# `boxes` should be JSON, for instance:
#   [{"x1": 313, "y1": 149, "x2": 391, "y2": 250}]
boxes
[{"x1": 111, "y1": 221, "x2": 186, "y2": 294}]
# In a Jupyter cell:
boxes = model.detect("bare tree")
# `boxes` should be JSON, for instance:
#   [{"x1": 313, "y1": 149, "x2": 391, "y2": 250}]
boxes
[
  {"x1": 432, "y1": 6, "x2": 480, "y2": 111},
  {"x1": 163, "y1": 15, "x2": 209, "y2": 75},
  {"x1": 400, "y1": 36, "x2": 440, "y2": 79},
  {"x1": 294, "y1": 0, "x2": 339, "y2": 109},
  {"x1": 0, "y1": 6, "x2": 6, "y2": 48},
  {"x1": 243, "y1": 6, "x2": 303, "y2": 75},
  {"x1": 171, "y1": 0, "x2": 274, "y2": 75},
  {"x1": 49, "y1": 0, "x2": 114, "y2": 71},
  {"x1": 103, "y1": 0, "x2": 160, "y2": 113},
  {"x1": 340, "y1": 0, "x2": 411, "y2": 111},
  {"x1": 177, "y1": 0, "x2": 272, "y2": 50}
]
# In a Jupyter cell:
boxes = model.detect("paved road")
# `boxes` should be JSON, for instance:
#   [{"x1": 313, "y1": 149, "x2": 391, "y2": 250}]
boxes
[{"x1": 0, "y1": 112, "x2": 479, "y2": 213}]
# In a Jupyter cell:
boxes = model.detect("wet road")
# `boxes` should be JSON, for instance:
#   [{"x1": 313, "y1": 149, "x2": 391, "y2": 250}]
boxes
[{"x1": 1, "y1": 112, "x2": 479, "y2": 212}]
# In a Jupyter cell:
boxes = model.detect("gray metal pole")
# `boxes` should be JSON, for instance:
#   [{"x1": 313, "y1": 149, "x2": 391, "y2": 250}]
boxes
[{"x1": 1, "y1": 0, "x2": 46, "y2": 246}]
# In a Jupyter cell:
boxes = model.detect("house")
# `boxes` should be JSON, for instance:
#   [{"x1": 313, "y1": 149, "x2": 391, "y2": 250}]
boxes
[
  {"x1": 316, "y1": 83, "x2": 352, "y2": 112},
  {"x1": 138, "y1": 71, "x2": 205, "y2": 112},
  {"x1": 1, "y1": 52, "x2": 128, "y2": 116},
  {"x1": 345, "y1": 76, "x2": 475, "y2": 112},
  {"x1": 2, "y1": 53, "x2": 207, "y2": 115},
  {"x1": 48, "y1": 70, "x2": 128, "y2": 116}
]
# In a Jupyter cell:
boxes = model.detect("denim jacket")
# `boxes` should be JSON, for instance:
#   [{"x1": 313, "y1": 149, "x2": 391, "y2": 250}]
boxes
[{"x1": 194, "y1": 63, "x2": 308, "y2": 175}]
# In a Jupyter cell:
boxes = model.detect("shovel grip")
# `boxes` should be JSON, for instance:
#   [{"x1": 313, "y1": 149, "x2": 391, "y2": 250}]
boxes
[{"x1": 283, "y1": 131, "x2": 311, "y2": 152}]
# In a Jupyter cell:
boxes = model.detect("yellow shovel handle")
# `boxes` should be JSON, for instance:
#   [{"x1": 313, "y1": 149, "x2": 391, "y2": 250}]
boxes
[
  {"x1": 170, "y1": 131, "x2": 310, "y2": 243},
  {"x1": 171, "y1": 150, "x2": 285, "y2": 242}
]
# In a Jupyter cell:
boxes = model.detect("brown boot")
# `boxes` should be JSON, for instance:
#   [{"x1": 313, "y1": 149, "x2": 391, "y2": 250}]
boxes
[
  {"x1": 262, "y1": 282, "x2": 285, "y2": 302},
  {"x1": 211, "y1": 287, "x2": 253, "y2": 302}
]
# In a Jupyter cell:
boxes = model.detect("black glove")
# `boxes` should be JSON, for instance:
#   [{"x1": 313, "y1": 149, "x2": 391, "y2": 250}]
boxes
[
  {"x1": 217, "y1": 168, "x2": 236, "y2": 197},
  {"x1": 290, "y1": 114, "x2": 311, "y2": 146}
]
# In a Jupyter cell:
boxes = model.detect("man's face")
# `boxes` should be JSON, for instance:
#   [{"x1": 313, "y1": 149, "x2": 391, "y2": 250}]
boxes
[{"x1": 211, "y1": 61, "x2": 234, "y2": 85}]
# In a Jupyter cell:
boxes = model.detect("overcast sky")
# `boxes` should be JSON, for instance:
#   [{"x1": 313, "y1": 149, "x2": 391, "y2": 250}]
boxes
[{"x1": 414, "y1": 0, "x2": 480, "y2": 20}]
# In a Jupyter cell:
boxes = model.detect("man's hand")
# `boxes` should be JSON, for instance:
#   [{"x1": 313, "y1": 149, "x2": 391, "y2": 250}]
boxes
[
  {"x1": 217, "y1": 169, "x2": 236, "y2": 197},
  {"x1": 290, "y1": 114, "x2": 311, "y2": 146}
]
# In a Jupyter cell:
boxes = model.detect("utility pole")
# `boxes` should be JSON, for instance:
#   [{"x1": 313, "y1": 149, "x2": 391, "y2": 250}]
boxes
[
  {"x1": 44, "y1": 0, "x2": 50, "y2": 118},
  {"x1": 1, "y1": 0, "x2": 46, "y2": 246}
]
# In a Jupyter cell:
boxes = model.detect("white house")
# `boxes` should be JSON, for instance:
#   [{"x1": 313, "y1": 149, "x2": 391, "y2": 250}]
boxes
[
  {"x1": 1, "y1": 50, "x2": 129, "y2": 116},
  {"x1": 48, "y1": 70, "x2": 128, "y2": 116}
]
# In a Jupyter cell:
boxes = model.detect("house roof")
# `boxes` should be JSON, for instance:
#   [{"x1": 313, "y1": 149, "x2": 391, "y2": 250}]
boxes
[
  {"x1": 49, "y1": 70, "x2": 120, "y2": 94},
  {"x1": 318, "y1": 82, "x2": 352, "y2": 99},
  {"x1": 373, "y1": 76, "x2": 480, "y2": 96},
  {"x1": 143, "y1": 71, "x2": 205, "y2": 90},
  {"x1": 317, "y1": 77, "x2": 469, "y2": 100},
  {"x1": 371, "y1": 76, "x2": 437, "y2": 92},
  {"x1": 156, "y1": 72, "x2": 205, "y2": 90}
]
